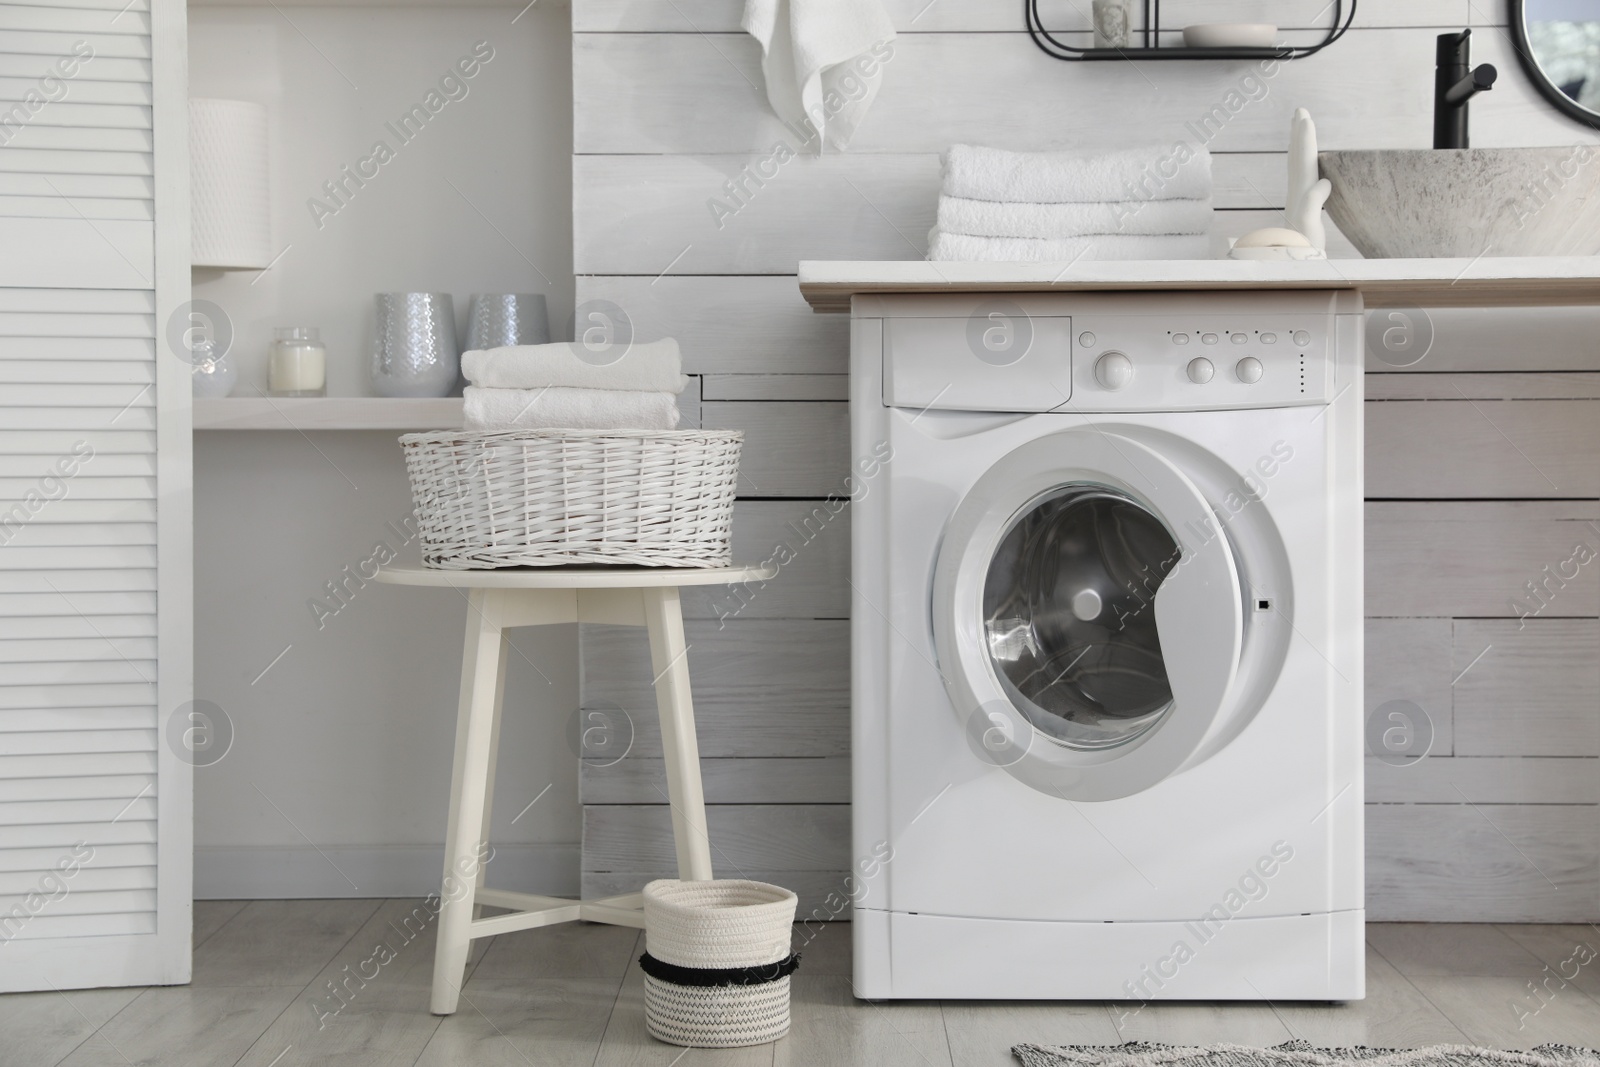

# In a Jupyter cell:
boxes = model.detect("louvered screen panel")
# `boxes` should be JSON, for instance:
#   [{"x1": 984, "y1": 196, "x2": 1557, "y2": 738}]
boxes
[
  {"x1": 0, "y1": 0, "x2": 188, "y2": 990},
  {"x1": 0, "y1": 290, "x2": 158, "y2": 943}
]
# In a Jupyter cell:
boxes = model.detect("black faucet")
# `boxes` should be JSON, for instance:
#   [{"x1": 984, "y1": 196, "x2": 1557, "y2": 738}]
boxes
[{"x1": 1434, "y1": 29, "x2": 1497, "y2": 149}]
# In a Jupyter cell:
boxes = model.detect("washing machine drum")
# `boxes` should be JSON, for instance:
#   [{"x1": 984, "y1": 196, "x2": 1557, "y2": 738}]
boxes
[
  {"x1": 934, "y1": 428, "x2": 1247, "y2": 801},
  {"x1": 983, "y1": 485, "x2": 1179, "y2": 750}
]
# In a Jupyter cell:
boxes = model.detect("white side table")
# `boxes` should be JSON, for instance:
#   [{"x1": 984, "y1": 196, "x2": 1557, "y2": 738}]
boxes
[{"x1": 376, "y1": 564, "x2": 775, "y2": 1015}]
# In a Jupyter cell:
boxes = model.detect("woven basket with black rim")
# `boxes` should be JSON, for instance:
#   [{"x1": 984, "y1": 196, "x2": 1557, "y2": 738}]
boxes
[{"x1": 640, "y1": 879, "x2": 799, "y2": 1048}]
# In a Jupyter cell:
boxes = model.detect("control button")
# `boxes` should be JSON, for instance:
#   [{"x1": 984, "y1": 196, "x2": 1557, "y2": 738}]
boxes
[
  {"x1": 1293, "y1": 330, "x2": 1311, "y2": 346},
  {"x1": 1230, "y1": 332, "x2": 1248, "y2": 345},
  {"x1": 1172, "y1": 333, "x2": 1190, "y2": 345},
  {"x1": 1094, "y1": 351, "x2": 1134, "y2": 390},
  {"x1": 1186, "y1": 357, "x2": 1214, "y2": 384},
  {"x1": 1236, "y1": 356, "x2": 1264, "y2": 384},
  {"x1": 1079, "y1": 331, "x2": 1096, "y2": 349},
  {"x1": 1260, "y1": 332, "x2": 1278, "y2": 344},
  {"x1": 1071, "y1": 588, "x2": 1103, "y2": 622},
  {"x1": 1200, "y1": 332, "x2": 1219, "y2": 345}
]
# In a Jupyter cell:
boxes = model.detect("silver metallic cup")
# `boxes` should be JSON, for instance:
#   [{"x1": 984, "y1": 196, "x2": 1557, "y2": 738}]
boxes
[
  {"x1": 370, "y1": 292, "x2": 458, "y2": 398},
  {"x1": 465, "y1": 293, "x2": 550, "y2": 352}
]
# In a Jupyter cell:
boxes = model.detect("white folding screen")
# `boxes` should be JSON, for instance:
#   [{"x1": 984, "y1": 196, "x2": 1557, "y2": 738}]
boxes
[{"x1": 0, "y1": 0, "x2": 190, "y2": 990}]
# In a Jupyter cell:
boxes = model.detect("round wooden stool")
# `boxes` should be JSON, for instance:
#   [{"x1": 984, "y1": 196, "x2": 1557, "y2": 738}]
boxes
[{"x1": 376, "y1": 564, "x2": 775, "y2": 1015}]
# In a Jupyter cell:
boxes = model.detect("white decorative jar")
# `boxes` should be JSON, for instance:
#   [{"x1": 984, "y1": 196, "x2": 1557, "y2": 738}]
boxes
[{"x1": 1091, "y1": 0, "x2": 1133, "y2": 47}]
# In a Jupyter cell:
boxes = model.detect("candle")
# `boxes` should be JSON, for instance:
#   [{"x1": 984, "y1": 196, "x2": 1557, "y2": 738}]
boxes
[{"x1": 268, "y1": 326, "x2": 326, "y2": 397}]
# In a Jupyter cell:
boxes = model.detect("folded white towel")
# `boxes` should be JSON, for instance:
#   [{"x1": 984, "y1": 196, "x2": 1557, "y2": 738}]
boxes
[
  {"x1": 928, "y1": 230, "x2": 1214, "y2": 262},
  {"x1": 936, "y1": 195, "x2": 1213, "y2": 239},
  {"x1": 461, "y1": 339, "x2": 688, "y2": 394},
  {"x1": 742, "y1": 0, "x2": 895, "y2": 152},
  {"x1": 943, "y1": 143, "x2": 1213, "y2": 204},
  {"x1": 463, "y1": 386, "x2": 682, "y2": 432}
]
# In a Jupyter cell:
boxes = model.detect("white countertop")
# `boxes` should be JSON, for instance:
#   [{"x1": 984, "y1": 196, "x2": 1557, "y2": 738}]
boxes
[{"x1": 797, "y1": 257, "x2": 1600, "y2": 313}]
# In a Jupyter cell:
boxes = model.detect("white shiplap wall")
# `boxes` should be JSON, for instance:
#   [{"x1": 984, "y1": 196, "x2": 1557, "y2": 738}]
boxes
[
  {"x1": 573, "y1": 0, "x2": 1600, "y2": 921},
  {"x1": 0, "y1": 0, "x2": 190, "y2": 989}
]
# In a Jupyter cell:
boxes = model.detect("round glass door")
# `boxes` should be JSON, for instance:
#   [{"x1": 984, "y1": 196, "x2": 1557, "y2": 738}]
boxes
[
  {"x1": 932, "y1": 427, "x2": 1248, "y2": 800},
  {"x1": 983, "y1": 484, "x2": 1180, "y2": 749}
]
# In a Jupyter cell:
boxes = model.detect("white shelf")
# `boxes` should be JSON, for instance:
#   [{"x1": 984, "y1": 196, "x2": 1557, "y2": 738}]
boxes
[
  {"x1": 190, "y1": 0, "x2": 526, "y2": 6},
  {"x1": 193, "y1": 396, "x2": 463, "y2": 431},
  {"x1": 797, "y1": 257, "x2": 1600, "y2": 312}
]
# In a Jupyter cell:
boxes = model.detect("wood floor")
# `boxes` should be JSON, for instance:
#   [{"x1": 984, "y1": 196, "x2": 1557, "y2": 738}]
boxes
[{"x1": 5, "y1": 902, "x2": 1600, "y2": 1067}]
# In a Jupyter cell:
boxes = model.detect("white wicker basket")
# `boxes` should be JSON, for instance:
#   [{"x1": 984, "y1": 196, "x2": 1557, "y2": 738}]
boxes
[
  {"x1": 399, "y1": 429, "x2": 742, "y2": 569},
  {"x1": 640, "y1": 879, "x2": 799, "y2": 1048}
]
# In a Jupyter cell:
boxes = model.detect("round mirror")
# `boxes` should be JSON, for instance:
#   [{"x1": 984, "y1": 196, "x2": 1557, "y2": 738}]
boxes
[{"x1": 1513, "y1": 0, "x2": 1600, "y2": 128}]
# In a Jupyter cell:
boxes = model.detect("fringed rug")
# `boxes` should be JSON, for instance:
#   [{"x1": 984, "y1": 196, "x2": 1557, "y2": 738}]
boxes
[{"x1": 1012, "y1": 1040, "x2": 1600, "y2": 1067}]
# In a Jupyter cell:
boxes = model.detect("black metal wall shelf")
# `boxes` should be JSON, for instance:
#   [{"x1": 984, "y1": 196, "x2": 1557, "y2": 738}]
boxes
[{"x1": 1026, "y1": 0, "x2": 1356, "y2": 62}]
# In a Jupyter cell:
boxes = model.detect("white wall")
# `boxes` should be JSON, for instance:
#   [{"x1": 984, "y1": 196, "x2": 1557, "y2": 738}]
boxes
[
  {"x1": 189, "y1": 2, "x2": 573, "y2": 394},
  {"x1": 189, "y1": 1, "x2": 579, "y2": 896},
  {"x1": 184, "y1": 0, "x2": 1600, "y2": 916},
  {"x1": 571, "y1": 0, "x2": 1600, "y2": 921}
]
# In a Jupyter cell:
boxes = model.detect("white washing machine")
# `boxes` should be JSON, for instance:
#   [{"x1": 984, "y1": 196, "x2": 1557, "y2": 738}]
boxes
[{"x1": 849, "y1": 289, "x2": 1364, "y2": 1002}]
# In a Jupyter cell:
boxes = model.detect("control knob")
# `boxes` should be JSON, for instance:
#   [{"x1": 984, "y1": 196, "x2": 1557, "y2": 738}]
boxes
[{"x1": 1094, "y1": 351, "x2": 1134, "y2": 390}]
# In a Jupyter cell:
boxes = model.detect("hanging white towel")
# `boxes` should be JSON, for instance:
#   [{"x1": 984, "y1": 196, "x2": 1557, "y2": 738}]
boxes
[
  {"x1": 463, "y1": 387, "x2": 682, "y2": 432},
  {"x1": 741, "y1": 0, "x2": 896, "y2": 152},
  {"x1": 462, "y1": 339, "x2": 688, "y2": 394},
  {"x1": 928, "y1": 229, "x2": 1214, "y2": 262},
  {"x1": 936, "y1": 195, "x2": 1214, "y2": 239},
  {"x1": 943, "y1": 143, "x2": 1213, "y2": 204}
]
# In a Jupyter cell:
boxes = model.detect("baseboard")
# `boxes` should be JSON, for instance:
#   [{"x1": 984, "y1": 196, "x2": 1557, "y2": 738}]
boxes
[{"x1": 195, "y1": 843, "x2": 580, "y2": 899}]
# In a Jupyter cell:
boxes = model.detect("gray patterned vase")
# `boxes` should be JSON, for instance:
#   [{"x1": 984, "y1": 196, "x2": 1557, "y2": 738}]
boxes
[
  {"x1": 370, "y1": 292, "x2": 458, "y2": 398},
  {"x1": 464, "y1": 293, "x2": 550, "y2": 352}
]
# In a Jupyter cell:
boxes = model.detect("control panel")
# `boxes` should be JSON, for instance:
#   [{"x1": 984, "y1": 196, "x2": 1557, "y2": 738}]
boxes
[
  {"x1": 877, "y1": 290, "x2": 1351, "y2": 413},
  {"x1": 1074, "y1": 312, "x2": 1326, "y2": 410}
]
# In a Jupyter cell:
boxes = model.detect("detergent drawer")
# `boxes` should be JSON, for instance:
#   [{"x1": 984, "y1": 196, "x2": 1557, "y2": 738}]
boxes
[{"x1": 882, "y1": 312, "x2": 1075, "y2": 413}]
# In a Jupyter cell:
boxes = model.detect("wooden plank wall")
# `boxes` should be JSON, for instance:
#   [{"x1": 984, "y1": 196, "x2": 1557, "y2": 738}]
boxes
[{"x1": 572, "y1": 0, "x2": 1600, "y2": 921}]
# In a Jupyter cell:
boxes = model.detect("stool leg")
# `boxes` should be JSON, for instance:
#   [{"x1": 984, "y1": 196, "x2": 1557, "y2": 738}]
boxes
[
  {"x1": 473, "y1": 647, "x2": 509, "y2": 919},
  {"x1": 643, "y1": 586, "x2": 713, "y2": 881},
  {"x1": 432, "y1": 588, "x2": 506, "y2": 1015}
]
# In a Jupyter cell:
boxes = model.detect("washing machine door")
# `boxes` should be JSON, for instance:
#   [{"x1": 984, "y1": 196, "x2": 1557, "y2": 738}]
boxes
[{"x1": 932, "y1": 428, "x2": 1245, "y2": 801}]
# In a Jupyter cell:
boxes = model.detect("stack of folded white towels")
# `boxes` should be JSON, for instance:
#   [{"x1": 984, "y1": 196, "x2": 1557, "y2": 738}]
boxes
[
  {"x1": 461, "y1": 339, "x2": 688, "y2": 432},
  {"x1": 928, "y1": 143, "x2": 1215, "y2": 262}
]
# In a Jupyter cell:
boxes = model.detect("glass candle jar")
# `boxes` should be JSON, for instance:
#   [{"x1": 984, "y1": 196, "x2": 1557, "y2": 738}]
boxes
[
  {"x1": 268, "y1": 326, "x2": 326, "y2": 397},
  {"x1": 190, "y1": 339, "x2": 237, "y2": 398}
]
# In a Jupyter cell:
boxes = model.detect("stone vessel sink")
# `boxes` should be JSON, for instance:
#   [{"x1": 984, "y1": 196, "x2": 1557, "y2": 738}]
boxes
[{"x1": 1319, "y1": 148, "x2": 1600, "y2": 258}]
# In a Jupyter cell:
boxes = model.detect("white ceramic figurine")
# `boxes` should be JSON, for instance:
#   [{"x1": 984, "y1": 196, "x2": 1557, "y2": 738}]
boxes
[{"x1": 1230, "y1": 107, "x2": 1331, "y2": 260}]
